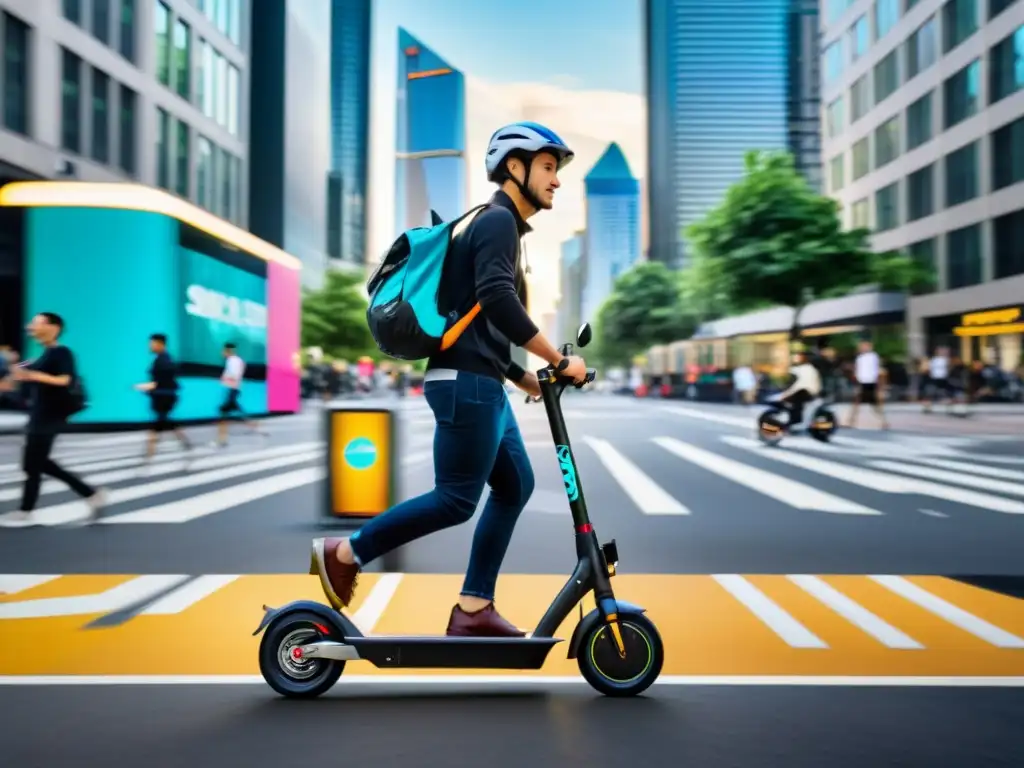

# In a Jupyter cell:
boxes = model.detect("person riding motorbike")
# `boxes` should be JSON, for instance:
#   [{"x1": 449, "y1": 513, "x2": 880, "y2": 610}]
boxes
[{"x1": 770, "y1": 345, "x2": 823, "y2": 431}]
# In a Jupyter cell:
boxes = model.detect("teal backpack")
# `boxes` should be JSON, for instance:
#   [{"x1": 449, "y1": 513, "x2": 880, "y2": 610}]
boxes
[{"x1": 366, "y1": 205, "x2": 491, "y2": 360}]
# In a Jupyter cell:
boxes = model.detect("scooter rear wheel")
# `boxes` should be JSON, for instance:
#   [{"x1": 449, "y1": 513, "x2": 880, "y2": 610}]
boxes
[
  {"x1": 577, "y1": 612, "x2": 664, "y2": 697},
  {"x1": 757, "y1": 409, "x2": 786, "y2": 446},
  {"x1": 259, "y1": 610, "x2": 345, "y2": 698},
  {"x1": 809, "y1": 408, "x2": 838, "y2": 443}
]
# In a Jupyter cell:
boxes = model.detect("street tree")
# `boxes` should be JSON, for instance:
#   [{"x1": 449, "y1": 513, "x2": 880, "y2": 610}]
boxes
[
  {"x1": 594, "y1": 261, "x2": 697, "y2": 366},
  {"x1": 300, "y1": 268, "x2": 376, "y2": 361},
  {"x1": 684, "y1": 150, "x2": 934, "y2": 323}
]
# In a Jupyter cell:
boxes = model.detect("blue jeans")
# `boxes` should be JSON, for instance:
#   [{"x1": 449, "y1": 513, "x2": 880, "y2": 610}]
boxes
[{"x1": 349, "y1": 371, "x2": 535, "y2": 601}]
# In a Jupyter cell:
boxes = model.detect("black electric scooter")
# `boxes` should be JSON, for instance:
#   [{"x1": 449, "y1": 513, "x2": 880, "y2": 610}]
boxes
[
  {"x1": 254, "y1": 323, "x2": 665, "y2": 698},
  {"x1": 757, "y1": 395, "x2": 838, "y2": 446}
]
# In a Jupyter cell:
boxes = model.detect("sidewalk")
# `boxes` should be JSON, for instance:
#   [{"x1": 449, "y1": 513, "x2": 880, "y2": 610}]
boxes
[{"x1": 831, "y1": 403, "x2": 1024, "y2": 436}]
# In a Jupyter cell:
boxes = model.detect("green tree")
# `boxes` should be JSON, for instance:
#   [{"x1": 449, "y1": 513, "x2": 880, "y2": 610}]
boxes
[
  {"x1": 684, "y1": 150, "x2": 934, "y2": 322},
  {"x1": 300, "y1": 268, "x2": 376, "y2": 361},
  {"x1": 593, "y1": 261, "x2": 697, "y2": 366}
]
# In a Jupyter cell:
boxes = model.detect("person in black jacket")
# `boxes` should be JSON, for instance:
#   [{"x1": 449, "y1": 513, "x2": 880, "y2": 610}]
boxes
[
  {"x1": 0, "y1": 312, "x2": 107, "y2": 526},
  {"x1": 134, "y1": 333, "x2": 192, "y2": 467},
  {"x1": 310, "y1": 122, "x2": 589, "y2": 638}
]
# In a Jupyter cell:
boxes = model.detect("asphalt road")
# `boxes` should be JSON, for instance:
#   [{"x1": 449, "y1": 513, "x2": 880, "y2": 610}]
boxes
[{"x1": 2, "y1": 393, "x2": 1024, "y2": 766}]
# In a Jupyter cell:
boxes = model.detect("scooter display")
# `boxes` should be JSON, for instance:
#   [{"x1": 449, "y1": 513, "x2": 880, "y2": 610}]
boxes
[
  {"x1": 757, "y1": 395, "x2": 838, "y2": 446},
  {"x1": 255, "y1": 322, "x2": 665, "y2": 699}
]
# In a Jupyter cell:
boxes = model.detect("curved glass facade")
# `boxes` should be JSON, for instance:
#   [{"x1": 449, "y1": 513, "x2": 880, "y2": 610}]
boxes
[{"x1": 394, "y1": 28, "x2": 466, "y2": 233}]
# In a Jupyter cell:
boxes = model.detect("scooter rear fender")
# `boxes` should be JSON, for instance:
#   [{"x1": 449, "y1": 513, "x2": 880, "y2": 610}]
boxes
[{"x1": 252, "y1": 600, "x2": 363, "y2": 638}]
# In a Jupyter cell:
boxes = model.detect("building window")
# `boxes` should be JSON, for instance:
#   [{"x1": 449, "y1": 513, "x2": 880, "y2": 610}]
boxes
[
  {"x1": 851, "y1": 198, "x2": 870, "y2": 229},
  {"x1": 218, "y1": 147, "x2": 230, "y2": 218},
  {"x1": 945, "y1": 141, "x2": 979, "y2": 207},
  {"x1": 992, "y1": 116, "x2": 1024, "y2": 191},
  {"x1": 993, "y1": 208, "x2": 1024, "y2": 279},
  {"x1": 907, "y1": 239, "x2": 935, "y2": 295},
  {"x1": 228, "y1": 0, "x2": 241, "y2": 45},
  {"x1": 943, "y1": 59, "x2": 980, "y2": 129},
  {"x1": 852, "y1": 137, "x2": 870, "y2": 180},
  {"x1": 202, "y1": 42, "x2": 214, "y2": 118},
  {"x1": 216, "y1": 52, "x2": 227, "y2": 127},
  {"x1": 174, "y1": 19, "x2": 190, "y2": 98},
  {"x1": 63, "y1": 0, "x2": 81, "y2": 25},
  {"x1": 942, "y1": 0, "x2": 977, "y2": 54},
  {"x1": 230, "y1": 154, "x2": 242, "y2": 224},
  {"x1": 824, "y1": 41, "x2": 843, "y2": 86},
  {"x1": 907, "y1": 164, "x2": 934, "y2": 221},
  {"x1": 2, "y1": 12, "x2": 30, "y2": 136},
  {"x1": 906, "y1": 92, "x2": 933, "y2": 150},
  {"x1": 850, "y1": 15, "x2": 869, "y2": 60},
  {"x1": 155, "y1": 1, "x2": 170, "y2": 86},
  {"x1": 60, "y1": 48, "x2": 81, "y2": 153},
  {"x1": 827, "y1": 0, "x2": 849, "y2": 25},
  {"x1": 829, "y1": 155, "x2": 845, "y2": 192},
  {"x1": 119, "y1": 0, "x2": 136, "y2": 62},
  {"x1": 946, "y1": 224, "x2": 982, "y2": 289},
  {"x1": 217, "y1": 0, "x2": 229, "y2": 37},
  {"x1": 227, "y1": 64, "x2": 239, "y2": 136},
  {"x1": 874, "y1": 115, "x2": 900, "y2": 168},
  {"x1": 875, "y1": 182, "x2": 899, "y2": 232},
  {"x1": 851, "y1": 75, "x2": 870, "y2": 121},
  {"x1": 990, "y1": 0, "x2": 1017, "y2": 20},
  {"x1": 826, "y1": 97, "x2": 844, "y2": 138},
  {"x1": 91, "y1": 0, "x2": 110, "y2": 44},
  {"x1": 91, "y1": 68, "x2": 110, "y2": 163},
  {"x1": 875, "y1": 0, "x2": 900, "y2": 41},
  {"x1": 176, "y1": 119, "x2": 189, "y2": 197},
  {"x1": 119, "y1": 85, "x2": 136, "y2": 175},
  {"x1": 874, "y1": 50, "x2": 899, "y2": 104},
  {"x1": 906, "y1": 18, "x2": 937, "y2": 80},
  {"x1": 989, "y1": 26, "x2": 1024, "y2": 105},
  {"x1": 156, "y1": 107, "x2": 170, "y2": 189},
  {"x1": 197, "y1": 136, "x2": 212, "y2": 209}
]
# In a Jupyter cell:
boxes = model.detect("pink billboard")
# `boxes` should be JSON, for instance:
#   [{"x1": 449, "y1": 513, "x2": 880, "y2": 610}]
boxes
[{"x1": 267, "y1": 260, "x2": 301, "y2": 412}]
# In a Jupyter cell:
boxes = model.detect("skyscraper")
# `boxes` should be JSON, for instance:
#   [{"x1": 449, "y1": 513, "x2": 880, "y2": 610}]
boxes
[
  {"x1": 249, "y1": 0, "x2": 332, "y2": 289},
  {"x1": 394, "y1": 28, "x2": 466, "y2": 233},
  {"x1": 644, "y1": 0, "x2": 821, "y2": 269},
  {"x1": 327, "y1": 0, "x2": 371, "y2": 269},
  {"x1": 581, "y1": 143, "x2": 641, "y2": 322}
]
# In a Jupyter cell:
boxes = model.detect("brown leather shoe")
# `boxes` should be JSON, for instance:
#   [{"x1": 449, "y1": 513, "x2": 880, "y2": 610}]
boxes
[
  {"x1": 310, "y1": 538, "x2": 360, "y2": 611},
  {"x1": 445, "y1": 603, "x2": 526, "y2": 638}
]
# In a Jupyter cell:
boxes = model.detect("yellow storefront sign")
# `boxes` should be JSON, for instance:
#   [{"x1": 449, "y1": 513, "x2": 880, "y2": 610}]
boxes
[
  {"x1": 953, "y1": 307, "x2": 1023, "y2": 337},
  {"x1": 326, "y1": 407, "x2": 395, "y2": 518}
]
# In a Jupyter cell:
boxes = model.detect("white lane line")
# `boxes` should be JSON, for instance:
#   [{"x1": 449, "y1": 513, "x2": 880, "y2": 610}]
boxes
[
  {"x1": 22, "y1": 450, "x2": 323, "y2": 526},
  {"x1": 350, "y1": 574, "x2": 404, "y2": 634},
  {"x1": 891, "y1": 457, "x2": 1024, "y2": 481},
  {"x1": 654, "y1": 437, "x2": 880, "y2": 515},
  {"x1": 583, "y1": 437, "x2": 690, "y2": 515},
  {"x1": 869, "y1": 575, "x2": 1024, "y2": 649},
  {"x1": 712, "y1": 574, "x2": 827, "y2": 648},
  {"x1": 0, "y1": 575, "x2": 60, "y2": 595},
  {"x1": 869, "y1": 460, "x2": 1024, "y2": 497},
  {"x1": 141, "y1": 576, "x2": 241, "y2": 615},
  {"x1": 787, "y1": 575, "x2": 923, "y2": 649},
  {"x1": 106, "y1": 467, "x2": 325, "y2": 524},
  {"x1": 0, "y1": 575, "x2": 190, "y2": 620},
  {"x1": 6, "y1": 675, "x2": 1024, "y2": 687},
  {"x1": 0, "y1": 443, "x2": 322, "y2": 502},
  {"x1": 722, "y1": 436, "x2": 1024, "y2": 515}
]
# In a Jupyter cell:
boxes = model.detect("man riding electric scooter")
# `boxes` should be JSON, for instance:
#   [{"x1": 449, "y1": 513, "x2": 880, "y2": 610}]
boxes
[
  {"x1": 768, "y1": 345, "x2": 824, "y2": 433},
  {"x1": 309, "y1": 122, "x2": 588, "y2": 638}
]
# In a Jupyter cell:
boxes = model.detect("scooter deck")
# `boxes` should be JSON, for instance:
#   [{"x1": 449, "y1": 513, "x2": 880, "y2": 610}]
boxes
[{"x1": 342, "y1": 635, "x2": 562, "y2": 669}]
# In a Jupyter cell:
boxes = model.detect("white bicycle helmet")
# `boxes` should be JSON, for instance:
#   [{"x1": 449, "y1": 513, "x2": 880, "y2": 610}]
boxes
[{"x1": 485, "y1": 121, "x2": 575, "y2": 183}]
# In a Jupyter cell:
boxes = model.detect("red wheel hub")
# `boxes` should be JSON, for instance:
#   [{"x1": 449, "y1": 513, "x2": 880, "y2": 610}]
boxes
[{"x1": 291, "y1": 646, "x2": 304, "y2": 660}]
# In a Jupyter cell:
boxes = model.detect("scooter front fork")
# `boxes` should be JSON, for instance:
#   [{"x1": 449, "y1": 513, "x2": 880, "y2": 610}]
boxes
[{"x1": 598, "y1": 597, "x2": 627, "y2": 658}]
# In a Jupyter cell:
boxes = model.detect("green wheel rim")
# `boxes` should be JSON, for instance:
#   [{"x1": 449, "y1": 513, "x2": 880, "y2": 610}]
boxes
[{"x1": 587, "y1": 621, "x2": 654, "y2": 684}]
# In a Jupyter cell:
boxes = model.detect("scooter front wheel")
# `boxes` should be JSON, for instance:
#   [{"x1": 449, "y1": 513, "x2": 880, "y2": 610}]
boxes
[
  {"x1": 259, "y1": 610, "x2": 345, "y2": 698},
  {"x1": 757, "y1": 409, "x2": 786, "y2": 446},
  {"x1": 809, "y1": 408, "x2": 838, "y2": 443},
  {"x1": 577, "y1": 611, "x2": 664, "y2": 697}
]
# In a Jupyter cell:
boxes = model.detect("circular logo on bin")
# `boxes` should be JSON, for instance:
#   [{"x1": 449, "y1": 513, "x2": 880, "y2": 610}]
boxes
[{"x1": 343, "y1": 437, "x2": 377, "y2": 470}]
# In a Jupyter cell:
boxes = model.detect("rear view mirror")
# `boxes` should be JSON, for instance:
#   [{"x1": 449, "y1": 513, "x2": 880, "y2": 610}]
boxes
[{"x1": 576, "y1": 323, "x2": 592, "y2": 348}]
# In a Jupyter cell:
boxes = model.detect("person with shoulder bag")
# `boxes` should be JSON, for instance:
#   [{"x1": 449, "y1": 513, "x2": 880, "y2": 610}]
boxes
[{"x1": 0, "y1": 313, "x2": 107, "y2": 526}]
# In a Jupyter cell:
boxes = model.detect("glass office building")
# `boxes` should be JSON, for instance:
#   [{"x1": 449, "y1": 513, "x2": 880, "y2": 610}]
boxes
[
  {"x1": 327, "y1": 0, "x2": 371, "y2": 269},
  {"x1": 644, "y1": 0, "x2": 821, "y2": 269},
  {"x1": 394, "y1": 28, "x2": 466, "y2": 233},
  {"x1": 821, "y1": 0, "x2": 1024, "y2": 370}
]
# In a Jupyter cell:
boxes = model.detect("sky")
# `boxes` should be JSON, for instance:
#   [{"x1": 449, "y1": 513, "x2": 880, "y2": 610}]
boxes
[{"x1": 365, "y1": 0, "x2": 646, "y2": 327}]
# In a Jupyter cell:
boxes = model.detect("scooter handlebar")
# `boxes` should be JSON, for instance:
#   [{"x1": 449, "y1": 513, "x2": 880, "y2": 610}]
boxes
[{"x1": 524, "y1": 368, "x2": 596, "y2": 402}]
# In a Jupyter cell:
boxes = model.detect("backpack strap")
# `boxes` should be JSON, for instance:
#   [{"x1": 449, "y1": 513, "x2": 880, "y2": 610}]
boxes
[{"x1": 439, "y1": 204, "x2": 498, "y2": 352}]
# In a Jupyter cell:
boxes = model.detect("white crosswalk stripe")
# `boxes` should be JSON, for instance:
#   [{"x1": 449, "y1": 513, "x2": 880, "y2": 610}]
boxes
[{"x1": 2, "y1": 414, "x2": 1024, "y2": 527}]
